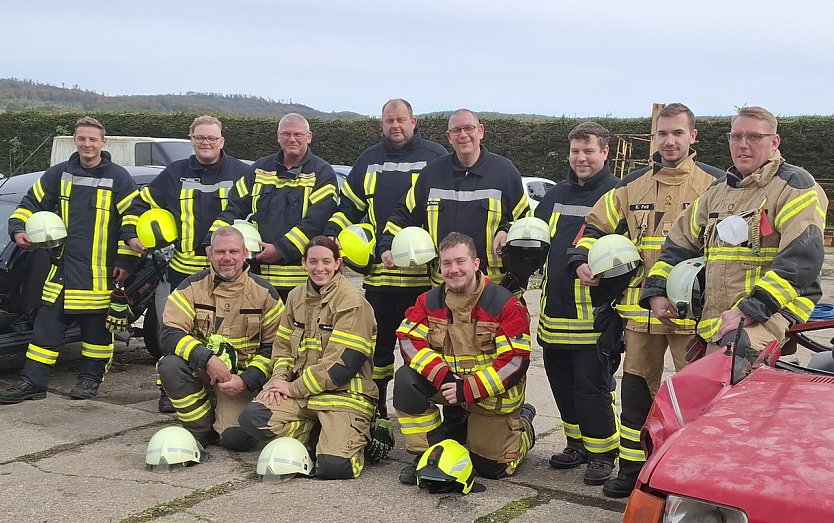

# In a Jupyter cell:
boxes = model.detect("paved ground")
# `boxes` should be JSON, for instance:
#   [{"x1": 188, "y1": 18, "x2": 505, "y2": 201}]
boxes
[{"x1": 2, "y1": 251, "x2": 833, "y2": 522}]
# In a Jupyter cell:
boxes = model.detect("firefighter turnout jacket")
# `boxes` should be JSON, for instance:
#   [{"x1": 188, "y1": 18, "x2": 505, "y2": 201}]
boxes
[
  {"x1": 396, "y1": 274, "x2": 531, "y2": 414},
  {"x1": 9, "y1": 151, "x2": 138, "y2": 311},
  {"x1": 160, "y1": 264, "x2": 283, "y2": 391},
  {"x1": 211, "y1": 150, "x2": 338, "y2": 291},
  {"x1": 323, "y1": 130, "x2": 447, "y2": 291},
  {"x1": 127, "y1": 151, "x2": 249, "y2": 276},
  {"x1": 379, "y1": 146, "x2": 529, "y2": 284},
  {"x1": 536, "y1": 167, "x2": 619, "y2": 347},
  {"x1": 567, "y1": 151, "x2": 723, "y2": 333},
  {"x1": 270, "y1": 272, "x2": 378, "y2": 417},
  {"x1": 642, "y1": 151, "x2": 827, "y2": 342}
]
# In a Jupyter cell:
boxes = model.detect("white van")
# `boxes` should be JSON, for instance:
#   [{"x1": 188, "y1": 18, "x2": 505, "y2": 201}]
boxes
[{"x1": 50, "y1": 136, "x2": 193, "y2": 167}]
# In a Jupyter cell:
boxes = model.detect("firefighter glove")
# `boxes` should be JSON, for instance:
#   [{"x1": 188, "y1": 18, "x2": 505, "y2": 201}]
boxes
[
  {"x1": 105, "y1": 289, "x2": 131, "y2": 333},
  {"x1": 206, "y1": 334, "x2": 238, "y2": 374},
  {"x1": 364, "y1": 415, "x2": 395, "y2": 463}
]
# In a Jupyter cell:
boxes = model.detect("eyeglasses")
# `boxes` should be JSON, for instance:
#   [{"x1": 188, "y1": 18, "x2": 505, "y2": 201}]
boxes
[
  {"x1": 191, "y1": 135, "x2": 221, "y2": 144},
  {"x1": 447, "y1": 125, "x2": 479, "y2": 136},
  {"x1": 727, "y1": 133, "x2": 775, "y2": 144},
  {"x1": 278, "y1": 131, "x2": 309, "y2": 140}
]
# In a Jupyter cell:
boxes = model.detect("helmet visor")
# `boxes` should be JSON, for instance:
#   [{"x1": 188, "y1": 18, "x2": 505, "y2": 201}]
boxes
[{"x1": 261, "y1": 472, "x2": 298, "y2": 484}]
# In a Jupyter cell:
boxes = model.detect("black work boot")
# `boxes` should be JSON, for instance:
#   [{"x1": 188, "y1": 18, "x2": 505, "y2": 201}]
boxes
[
  {"x1": 0, "y1": 380, "x2": 47, "y2": 404},
  {"x1": 374, "y1": 378, "x2": 390, "y2": 419},
  {"x1": 69, "y1": 378, "x2": 101, "y2": 400},
  {"x1": 158, "y1": 389, "x2": 175, "y2": 413},
  {"x1": 399, "y1": 455, "x2": 420, "y2": 485},
  {"x1": 584, "y1": 453, "x2": 615, "y2": 485},
  {"x1": 519, "y1": 403, "x2": 537, "y2": 447},
  {"x1": 602, "y1": 460, "x2": 641, "y2": 498},
  {"x1": 549, "y1": 446, "x2": 588, "y2": 469}
]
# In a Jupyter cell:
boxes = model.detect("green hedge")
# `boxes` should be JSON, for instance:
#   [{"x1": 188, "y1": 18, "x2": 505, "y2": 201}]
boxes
[{"x1": 1, "y1": 110, "x2": 832, "y2": 182}]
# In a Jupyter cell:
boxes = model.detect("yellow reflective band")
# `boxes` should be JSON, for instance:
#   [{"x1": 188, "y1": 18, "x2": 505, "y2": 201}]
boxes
[
  {"x1": 309, "y1": 184, "x2": 337, "y2": 204},
  {"x1": 373, "y1": 363, "x2": 395, "y2": 380},
  {"x1": 248, "y1": 355, "x2": 273, "y2": 378},
  {"x1": 411, "y1": 348, "x2": 444, "y2": 375},
  {"x1": 234, "y1": 177, "x2": 249, "y2": 197},
  {"x1": 272, "y1": 356, "x2": 294, "y2": 371},
  {"x1": 476, "y1": 367, "x2": 505, "y2": 397},
  {"x1": 564, "y1": 421, "x2": 582, "y2": 441},
  {"x1": 697, "y1": 317, "x2": 722, "y2": 340},
  {"x1": 81, "y1": 342, "x2": 114, "y2": 360},
  {"x1": 177, "y1": 399, "x2": 213, "y2": 423},
  {"x1": 398, "y1": 410, "x2": 442, "y2": 434},
  {"x1": 262, "y1": 301, "x2": 285, "y2": 328},
  {"x1": 576, "y1": 236, "x2": 596, "y2": 251},
  {"x1": 647, "y1": 260, "x2": 673, "y2": 279},
  {"x1": 116, "y1": 190, "x2": 138, "y2": 213},
  {"x1": 537, "y1": 330, "x2": 600, "y2": 345},
  {"x1": 342, "y1": 181, "x2": 367, "y2": 211},
  {"x1": 496, "y1": 333, "x2": 531, "y2": 353},
  {"x1": 774, "y1": 190, "x2": 818, "y2": 230},
  {"x1": 27, "y1": 344, "x2": 60, "y2": 365},
  {"x1": 32, "y1": 179, "x2": 46, "y2": 202},
  {"x1": 329, "y1": 329, "x2": 373, "y2": 355},
  {"x1": 285, "y1": 227, "x2": 310, "y2": 255},
  {"x1": 603, "y1": 189, "x2": 619, "y2": 230},
  {"x1": 275, "y1": 323, "x2": 293, "y2": 341},
  {"x1": 301, "y1": 368, "x2": 324, "y2": 395},
  {"x1": 175, "y1": 336, "x2": 202, "y2": 361},
  {"x1": 139, "y1": 186, "x2": 161, "y2": 208},
  {"x1": 307, "y1": 393, "x2": 375, "y2": 417},
  {"x1": 511, "y1": 194, "x2": 529, "y2": 220},
  {"x1": 619, "y1": 447, "x2": 646, "y2": 462},
  {"x1": 169, "y1": 290, "x2": 196, "y2": 319},
  {"x1": 257, "y1": 265, "x2": 308, "y2": 289},
  {"x1": 170, "y1": 389, "x2": 208, "y2": 410},
  {"x1": 583, "y1": 433, "x2": 619, "y2": 454},
  {"x1": 689, "y1": 198, "x2": 702, "y2": 238},
  {"x1": 404, "y1": 185, "x2": 418, "y2": 212},
  {"x1": 65, "y1": 290, "x2": 111, "y2": 310},
  {"x1": 638, "y1": 236, "x2": 664, "y2": 251},
  {"x1": 620, "y1": 424, "x2": 641, "y2": 442},
  {"x1": 383, "y1": 220, "x2": 403, "y2": 236},
  {"x1": 327, "y1": 212, "x2": 352, "y2": 231},
  {"x1": 91, "y1": 188, "x2": 113, "y2": 292},
  {"x1": 756, "y1": 270, "x2": 798, "y2": 308},
  {"x1": 548, "y1": 211, "x2": 561, "y2": 237},
  {"x1": 397, "y1": 320, "x2": 428, "y2": 340},
  {"x1": 538, "y1": 314, "x2": 596, "y2": 331},
  {"x1": 785, "y1": 296, "x2": 815, "y2": 322}
]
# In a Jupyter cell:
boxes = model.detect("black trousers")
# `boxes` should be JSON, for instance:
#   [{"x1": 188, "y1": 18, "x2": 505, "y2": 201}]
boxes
[{"x1": 364, "y1": 289, "x2": 423, "y2": 382}]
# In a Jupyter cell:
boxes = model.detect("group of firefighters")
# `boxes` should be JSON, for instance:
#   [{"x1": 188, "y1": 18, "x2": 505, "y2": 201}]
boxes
[{"x1": 0, "y1": 99, "x2": 826, "y2": 499}]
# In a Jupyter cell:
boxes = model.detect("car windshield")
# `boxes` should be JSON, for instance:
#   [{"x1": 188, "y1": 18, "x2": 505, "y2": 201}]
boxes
[
  {"x1": 0, "y1": 201, "x2": 16, "y2": 251},
  {"x1": 158, "y1": 142, "x2": 194, "y2": 163}
]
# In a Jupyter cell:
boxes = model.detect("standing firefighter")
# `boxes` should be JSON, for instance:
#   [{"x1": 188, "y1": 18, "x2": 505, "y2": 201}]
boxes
[
  {"x1": 323, "y1": 98, "x2": 447, "y2": 418},
  {"x1": 643, "y1": 106, "x2": 827, "y2": 365},
  {"x1": 157, "y1": 226, "x2": 283, "y2": 451},
  {"x1": 0, "y1": 117, "x2": 138, "y2": 403},
  {"x1": 567, "y1": 104, "x2": 724, "y2": 497},
  {"x1": 126, "y1": 115, "x2": 249, "y2": 413},
  {"x1": 394, "y1": 233, "x2": 536, "y2": 483},
  {"x1": 536, "y1": 122, "x2": 620, "y2": 485},
  {"x1": 211, "y1": 113, "x2": 338, "y2": 303}
]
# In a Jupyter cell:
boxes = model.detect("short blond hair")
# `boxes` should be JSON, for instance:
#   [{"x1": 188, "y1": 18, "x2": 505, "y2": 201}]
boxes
[
  {"x1": 732, "y1": 106, "x2": 778, "y2": 133},
  {"x1": 75, "y1": 116, "x2": 105, "y2": 137},
  {"x1": 190, "y1": 115, "x2": 222, "y2": 135}
]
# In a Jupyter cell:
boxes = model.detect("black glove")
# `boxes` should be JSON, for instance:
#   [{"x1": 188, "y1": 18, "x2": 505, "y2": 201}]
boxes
[
  {"x1": 105, "y1": 288, "x2": 131, "y2": 333},
  {"x1": 364, "y1": 414, "x2": 395, "y2": 463}
]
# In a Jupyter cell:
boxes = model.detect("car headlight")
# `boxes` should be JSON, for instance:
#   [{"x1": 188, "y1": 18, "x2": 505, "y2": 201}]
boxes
[{"x1": 665, "y1": 495, "x2": 748, "y2": 523}]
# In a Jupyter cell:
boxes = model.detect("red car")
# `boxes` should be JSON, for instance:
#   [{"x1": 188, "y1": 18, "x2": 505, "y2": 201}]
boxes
[{"x1": 624, "y1": 323, "x2": 834, "y2": 523}]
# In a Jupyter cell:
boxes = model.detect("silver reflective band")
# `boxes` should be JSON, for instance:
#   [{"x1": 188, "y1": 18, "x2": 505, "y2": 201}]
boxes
[
  {"x1": 366, "y1": 161, "x2": 427, "y2": 174},
  {"x1": 428, "y1": 188, "x2": 502, "y2": 202},
  {"x1": 181, "y1": 180, "x2": 234, "y2": 192},
  {"x1": 551, "y1": 203, "x2": 593, "y2": 217},
  {"x1": 62, "y1": 172, "x2": 114, "y2": 188}
]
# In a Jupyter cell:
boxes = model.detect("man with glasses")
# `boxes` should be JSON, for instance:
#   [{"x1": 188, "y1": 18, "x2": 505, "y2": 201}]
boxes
[
  {"x1": 126, "y1": 115, "x2": 249, "y2": 412},
  {"x1": 379, "y1": 109, "x2": 529, "y2": 286},
  {"x1": 643, "y1": 105, "x2": 826, "y2": 383},
  {"x1": 211, "y1": 113, "x2": 338, "y2": 303},
  {"x1": 567, "y1": 103, "x2": 723, "y2": 498},
  {"x1": 323, "y1": 99, "x2": 447, "y2": 418}
]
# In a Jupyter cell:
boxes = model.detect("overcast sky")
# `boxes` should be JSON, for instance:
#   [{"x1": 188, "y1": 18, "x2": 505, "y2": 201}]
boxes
[{"x1": 2, "y1": 0, "x2": 832, "y2": 118}]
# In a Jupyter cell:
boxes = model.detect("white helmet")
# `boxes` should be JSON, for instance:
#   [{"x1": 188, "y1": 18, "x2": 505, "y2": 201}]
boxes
[
  {"x1": 666, "y1": 257, "x2": 706, "y2": 319},
  {"x1": 231, "y1": 219, "x2": 262, "y2": 254},
  {"x1": 145, "y1": 426, "x2": 209, "y2": 473},
  {"x1": 256, "y1": 436, "x2": 312, "y2": 483},
  {"x1": 25, "y1": 211, "x2": 67, "y2": 248},
  {"x1": 392, "y1": 227, "x2": 437, "y2": 268},
  {"x1": 587, "y1": 234, "x2": 641, "y2": 278}
]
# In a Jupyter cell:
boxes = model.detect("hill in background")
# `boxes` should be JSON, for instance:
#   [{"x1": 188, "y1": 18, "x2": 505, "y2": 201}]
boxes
[{"x1": 0, "y1": 78, "x2": 365, "y2": 120}]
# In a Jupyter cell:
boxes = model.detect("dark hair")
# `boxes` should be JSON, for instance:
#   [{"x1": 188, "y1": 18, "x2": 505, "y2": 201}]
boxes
[
  {"x1": 657, "y1": 103, "x2": 695, "y2": 130},
  {"x1": 382, "y1": 98, "x2": 414, "y2": 117},
  {"x1": 438, "y1": 232, "x2": 477, "y2": 258},
  {"x1": 303, "y1": 235, "x2": 341, "y2": 263},
  {"x1": 568, "y1": 121, "x2": 610, "y2": 149}
]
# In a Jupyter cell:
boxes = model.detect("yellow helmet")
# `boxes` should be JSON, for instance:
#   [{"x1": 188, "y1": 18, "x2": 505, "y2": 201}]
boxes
[
  {"x1": 666, "y1": 257, "x2": 706, "y2": 319},
  {"x1": 416, "y1": 439, "x2": 476, "y2": 494},
  {"x1": 232, "y1": 220, "x2": 262, "y2": 253},
  {"x1": 136, "y1": 209, "x2": 178, "y2": 249},
  {"x1": 392, "y1": 227, "x2": 436, "y2": 268},
  {"x1": 587, "y1": 234, "x2": 641, "y2": 278},
  {"x1": 338, "y1": 223, "x2": 375, "y2": 275},
  {"x1": 25, "y1": 211, "x2": 66, "y2": 248}
]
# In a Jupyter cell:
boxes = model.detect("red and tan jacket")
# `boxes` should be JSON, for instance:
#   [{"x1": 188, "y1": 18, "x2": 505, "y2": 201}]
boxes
[
  {"x1": 567, "y1": 152, "x2": 723, "y2": 333},
  {"x1": 271, "y1": 273, "x2": 378, "y2": 417},
  {"x1": 643, "y1": 152, "x2": 827, "y2": 342},
  {"x1": 396, "y1": 274, "x2": 531, "y2": 413}
]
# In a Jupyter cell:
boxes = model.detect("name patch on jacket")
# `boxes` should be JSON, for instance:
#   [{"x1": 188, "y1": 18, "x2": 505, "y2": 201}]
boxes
[
  {"x1": 319, "y1": 324, "x2": 334, "y2": 331},
  {"x1": 629, "y1": 204, "x2": 654, "y2": 211}
]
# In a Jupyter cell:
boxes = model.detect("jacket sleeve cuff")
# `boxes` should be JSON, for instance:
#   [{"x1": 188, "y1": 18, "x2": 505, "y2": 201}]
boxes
[
  {"x1": 240, "y1": 368, "x2": 266, "y2": 392},
  {"x1": 738, "y1": 292, "x2": 778, "y2": 324},
  {"x1": 289, "y1": 379, "x2": 309, "y2": 399},
  {"x1": 639, "y1": 277, "x2": 668, "y2": 309},
  {"x1": 190, "y1": 347, "x2": 214, "y2": 372}
]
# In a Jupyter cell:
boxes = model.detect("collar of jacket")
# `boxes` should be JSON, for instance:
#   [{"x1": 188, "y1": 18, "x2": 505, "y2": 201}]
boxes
[
  {"x1": 568, "y1": 164, "x2": 614, "y2": 191},
  {"x1": 275, "y1": 149, "x2": 313, "y2": 175},
  {"x1": 649, "y1": 150, "x2": 698, "y2": 185},
  {"x1": 451, "y1": 145, "x2": 490, "y2": 176},
  {"x1": 188, "y1": 149, "x2": 226, "y2": 172},
  {"x1": 443, "y1": 270, "x2": 486, "y2": 318},
  {"x1": 210, "y1": 262, "x2": 251, "y2": 295},
  {"x1": 67, "y1": 150, "x2": 113, "y2": 172},
  {"x1": 305, "y1": 272, "x2": 346, "y2": 304},
  {"x1": 382, "y1": 129, "x2": 425, "y2": 154},
  {"x1": 726, "y1": 150, "x2": 784, "y2": 188}
]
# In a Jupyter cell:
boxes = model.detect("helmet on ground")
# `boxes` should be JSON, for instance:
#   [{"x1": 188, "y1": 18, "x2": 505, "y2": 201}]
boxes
[
  {"x1": 257, "y1": 436, "x2": 312, "y2": 483},
  {"x1": 136, "y1": 209, "x2": 178, "y2": 249},
  {"x1": 666, "y1": 257, "x2": 706, "y2": 319},
  {"x1": 25, "y1": 211, "x2": 66, "y2": 248},
  {"x1": 145, "y1": 426, "x2": 208, "y2": 472},
  {"x1": 587, "y1": 234, "x2": 641, "y2": 278},
  {"x1": 231, "y1": 219, "x2": 262, "y2": 253},
  {"x1": 392, "y1": 227, "x2": 436, "y2": 268},
  {"x1": 416, "y1": 439, "x2": 476, "y2": 494},
  {"x1": 502, "y1": 217, "x2": 551, "y2": 278},
  {"x1": 338, "y1": 223, "x2": 375, "y2": 275}
]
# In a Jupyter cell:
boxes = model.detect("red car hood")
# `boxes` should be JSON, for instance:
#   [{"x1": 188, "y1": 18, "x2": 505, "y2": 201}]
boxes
[{"x1": 647, "y1": 365, "x2": 834, "y2": 520}]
